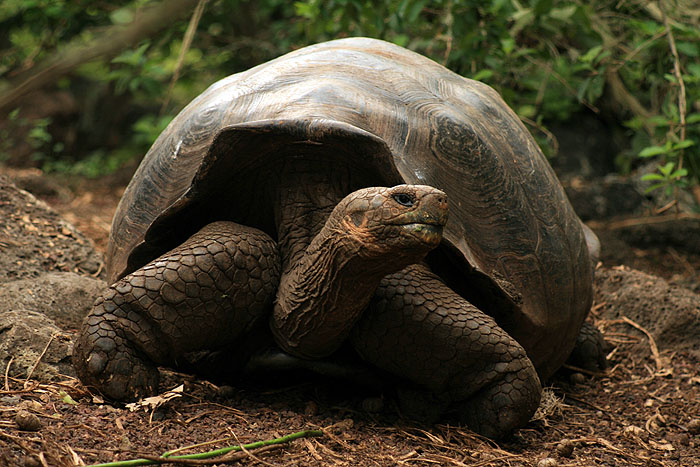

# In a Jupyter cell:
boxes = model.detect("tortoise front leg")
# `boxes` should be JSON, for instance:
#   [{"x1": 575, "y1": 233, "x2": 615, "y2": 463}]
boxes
[
  {"x1": 351, "y1": 264, "x2": 541, "y2": 439},
  {"x1": 73, "y1": 222, "x2": 280, "y2": 401}
]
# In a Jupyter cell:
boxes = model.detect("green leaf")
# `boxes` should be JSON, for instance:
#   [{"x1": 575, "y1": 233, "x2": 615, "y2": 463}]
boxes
[
  {"x1": 510, "y1": 8, "x2": 535, "y2": 36},
  {"x1": 580, "y1": 45, "x2": 603, "y2": 63},
  {"x1": 671, "y1": 168, "x2": 688, "y2": 178},
  {"x1": 644, "y1": 182, "x2": 667, "y2": 194},
  {"x1": 403, "y1": 0, "x2": 426, "y2": 23},
  {"x1": 392, "y1": 34, "x2": 409, "y2": 47},
  {"x1": 659, "y1": 162, "x2": 675, "y2": 176},
  {"x1": 577, "y1": 76, "x2": 591, "y2": 102},
  {"x1": 623, "y1": 117, "x2": 643, "y2": 130},
  {"x1": 489, "y1": 0, "x2": 510, "y2": 14},
  {"x1": 294, "y1": 2, "x2": 317, "y2": 19},
  {"x1": 672, "y1": 140, "x2": 695, "y2": 150},
  {"x1": 687, "y1": 114, "x2": 700, "y2": 124},
  {"x1": 533, "y1": 0, "x2": 553, "y2": 16},
  {"x1": 647, "y1": 115, "x2": 671, "y2": 127},
  {"x1": 501, "y1": 37, "x2": 515, "y2": 56},
  {"x1": 472, "y1": 69, "x2": 494, "y2": 81},
  {"x1": 59, "y1": 390, "x2": 78, "y2": 405},
  {"x1": 664, "y1": 73, "x2": 679, "y2": 83},
  {"x1": 518, "y1": 105, "x2": 536, "y2": 119},
  {"x1": 549, "y1": 5, "x2": 577, "y2": 21},
  {"x1": 676, "y1": 41, "x2": 699, "y2": 57},
  {"x1": 688, "y1": 63, "x2": 700, "y2": 78},
  {"x1": 110, "y1": 7, "x2": 133, "y2": 25},
  {"x1": 638, "y1": 145, "x2": 668, "y2": 158},
  {"x1": 641, "y1": 173, "x2": 665, "y2": 182}
]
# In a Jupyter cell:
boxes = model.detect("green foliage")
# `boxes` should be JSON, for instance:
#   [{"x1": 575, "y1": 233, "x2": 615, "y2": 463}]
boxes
[
  {"x1": 0, "y1": 109, "x2": 58, "y2": 163},
  {"x1": 641, "y1": 161, "x2": 688, "y2": 196},
  {"x1": 287, "y1": 0, "x2": 700, "y2": 192},
  {"x1": 0, "y1": 0, "x2": 698, "y2": 198}
]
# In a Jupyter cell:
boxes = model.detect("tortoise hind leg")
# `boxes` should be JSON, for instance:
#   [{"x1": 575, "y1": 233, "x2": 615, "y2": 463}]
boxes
[
  {"x1": 73, "y1": 221, "x2": 280, "y2": 401},
  {"x1": 351, "y1": 264, "x2": 541, "y2": 439},
  {"x1": 566, "y1": 320, "x2": 608, "y2": 372}
]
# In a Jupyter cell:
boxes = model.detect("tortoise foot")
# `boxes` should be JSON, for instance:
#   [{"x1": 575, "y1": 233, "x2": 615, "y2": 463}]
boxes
[
  {"x1": 352, "y1": 263, "x2": 542, "y2": 438},
  {"x1": 567, "y1": 320, "x2": 608, "y2": 372},
  {"x1": 73, "y1": 221, "x2": 280, "y2": 401},
  {"x1": 73, "y1": 296, "x2": 161, "y2": 401},
  {"x1": 450, "y1": 357, "x2": 541, "y2": 438},
  {"x1": 395, "y1": 357, "x2": 541, "y2": 439}
]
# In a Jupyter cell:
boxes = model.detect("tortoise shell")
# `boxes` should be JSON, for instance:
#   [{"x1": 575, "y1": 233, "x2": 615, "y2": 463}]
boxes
[{"x1": 108, "y1": 37, "x2": 592, "y2": 379}]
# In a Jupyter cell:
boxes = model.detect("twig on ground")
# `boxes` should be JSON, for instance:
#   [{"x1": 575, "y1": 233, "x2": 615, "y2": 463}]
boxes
[
  {"x1": 83, "y1": 428, "x2": 323, "y2": 467},
  {"x1": 620, "y1": 316, "x2": 669, "y2": 375},
  {"x1": 160, "y1": 436, "x2": 234, "y2": 457},
  {"x1": 596, "y1": 436, "x2": 665, "y2": 466},
  {"x1": 230, "y1": 429, "x2": 277, "y2": 467},
  {"x1": 302, "y1": 437, "x2": 323, "y2": 461},
  {"x1": 562, "y1": 394, "x2": 615, "y2": 421},
  {"x1": 25, "y1": 332, "x2": 59, "y2": 383},
  {"x1": 561, "y1": 363, "x2": 609, "y2": 378},
  {"x1": 4, "y1": 356, "x2": 13, "y2": 391}
]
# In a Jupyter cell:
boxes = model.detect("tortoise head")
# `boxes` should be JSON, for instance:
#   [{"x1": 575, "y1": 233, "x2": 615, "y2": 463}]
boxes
[{"x1": 330, "y1": 185, "x2": 448, "y2": 261}]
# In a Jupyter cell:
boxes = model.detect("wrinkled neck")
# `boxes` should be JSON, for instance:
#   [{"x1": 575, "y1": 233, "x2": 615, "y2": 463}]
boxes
[
  {"x1": 270, "y1": 153, "x2": 402, "y2": 359},
  {"x1": 271, "y1": 208, "x2": 394, "y2": 359},
  {"x1": 273, "y1": 157, "x2": 359, "y2": 274}
]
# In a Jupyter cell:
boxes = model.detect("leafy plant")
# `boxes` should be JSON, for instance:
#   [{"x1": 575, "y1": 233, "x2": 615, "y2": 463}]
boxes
[
  {"x1": 0, "y1": 108, "x2": 58, "y2": 163},
  {"x1": 641, "y1": 161, "x2": 688, "y2": 196},
  {"x1": 0, "y1": 0, "x2": 698, "y2": 199}
]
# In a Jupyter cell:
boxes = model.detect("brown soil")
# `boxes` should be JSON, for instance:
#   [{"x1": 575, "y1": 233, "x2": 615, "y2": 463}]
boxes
[{"x1": 1, "y1": 169, "x2": 699, "y2": 467}]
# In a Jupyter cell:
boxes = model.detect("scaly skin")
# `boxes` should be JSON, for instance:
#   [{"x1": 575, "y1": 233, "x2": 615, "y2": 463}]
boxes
[
  {"x1": 567, "y1": 320, "x2": 608, "y2": 372},
  {"x1": 74, "y1": 184, "x2": 597, "y2": 438},
  {"x1": 271, "y1": 185, "x2": 447, "y2": 359},
  {"x1": 73, "y1": 222, "x2": 279, "y2": 401},
  {"x1": 352, "y1": 264, "x2": 541, "y2": 439}
]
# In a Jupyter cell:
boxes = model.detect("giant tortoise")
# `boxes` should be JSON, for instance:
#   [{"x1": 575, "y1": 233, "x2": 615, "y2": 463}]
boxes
[{"x1": 74, "y1": 37, "x2": 602, "y2": 438}]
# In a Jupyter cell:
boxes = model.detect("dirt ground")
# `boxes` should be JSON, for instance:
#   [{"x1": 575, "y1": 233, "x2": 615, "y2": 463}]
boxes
[{"x1": 1, "y1": 168, "x2": 699, "y2": 467}]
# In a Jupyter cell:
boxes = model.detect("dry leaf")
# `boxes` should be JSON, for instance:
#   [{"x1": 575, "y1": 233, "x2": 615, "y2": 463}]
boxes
[{"x1": 125, "y1": 384, "x2": 184, "y2": 412}]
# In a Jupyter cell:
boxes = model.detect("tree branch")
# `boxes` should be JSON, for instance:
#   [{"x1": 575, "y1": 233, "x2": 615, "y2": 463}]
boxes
[{"x1": 0, "y1": 0, "x2": 199, "y2": 112}]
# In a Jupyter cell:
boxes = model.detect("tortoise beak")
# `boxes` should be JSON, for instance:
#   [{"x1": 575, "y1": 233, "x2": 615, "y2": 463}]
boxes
[
  {"x1": 399, "y1": 187, "x2": 449, "y2": 226},
  {"x1": 398, "y1": 187, "x2": 448, "y2": 246}
]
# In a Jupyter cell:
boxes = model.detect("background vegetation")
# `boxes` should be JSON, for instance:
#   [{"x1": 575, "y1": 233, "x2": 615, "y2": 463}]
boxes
[{"x1": 0, "y1": 0, "x2": 698, "y2": 201}]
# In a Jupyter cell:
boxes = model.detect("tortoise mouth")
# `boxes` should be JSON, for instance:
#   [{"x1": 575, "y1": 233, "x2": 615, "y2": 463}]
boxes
[{"x1": 400, "y1": 222, "x2": 444, "y2": 244}]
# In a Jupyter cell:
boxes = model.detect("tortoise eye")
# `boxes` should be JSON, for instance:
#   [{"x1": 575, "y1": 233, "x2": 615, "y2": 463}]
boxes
[{"x1": 392, "y1": 193, "x2": 415, "y2": 207}]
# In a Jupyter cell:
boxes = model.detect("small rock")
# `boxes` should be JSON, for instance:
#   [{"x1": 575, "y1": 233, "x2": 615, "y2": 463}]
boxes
[
  {"x1": 361, "y1": 396, "x2": 384, "y2": 413},
  {"x1": 0, "y1": 395, "x2": 20, "y2": 405},
  {"x1": 670, "y1": 432, "x2": 690, "y2": 446},
  {"x1": 23, "y1": 455, "x2": 42, "y2": 467},
  {"x1": 623, "y1": 425, "x2": 647, "y2": 440},
  {"x1": 215, "y1": 385, "x2": 236, "y2": 398},
  {"x1": 537, "y1": 457, "x2": 558, "y2": 467},
  {"x1": 555, "y1": 439, "x2": 575, "y2": 458},
  {"x1": 569, "y1": 373, "x2": 585, "y2": 385},
  {"x1": 304, "y1": 400, "x2": 319, "y2": 416},
  {"x1": 119, "y1": 434, "x2": 133, "y2": 450},
  {"x1": 330, "y1": 418, "x2": 354, "y2": 433},
  {"x1": 20, "y1": 399, "x2": 43, "y2": 411},
  {"x1": 15, "y1": 410, "x2": 42, "y2": 431},
  {"x1": 151, "y1": 408, "x2": 167, "y2": 421},
  {"x1": 687, "y1": 419, "x2": 700, "y2": 435},
  {"x1": 0, "y1": 310, "x2": 74, "y2": 381},
  {"x1": 0, "y1": 272, "x2": 106, "y2": 329}
]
